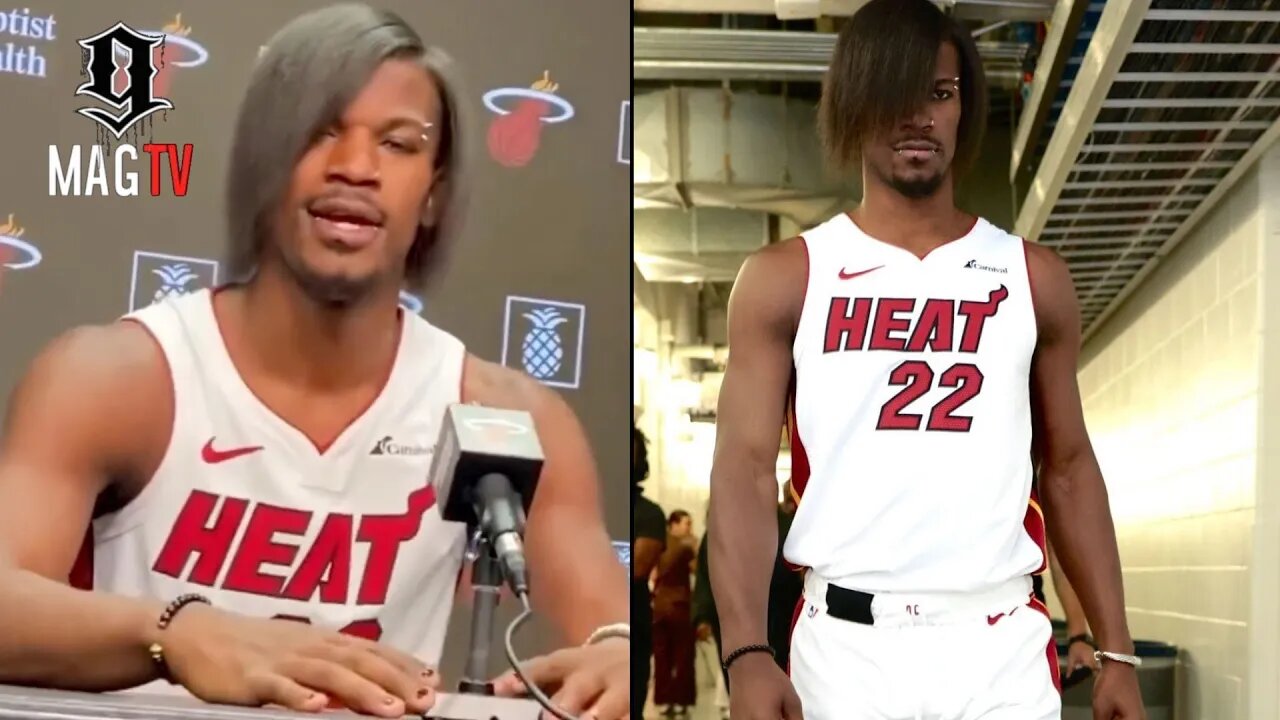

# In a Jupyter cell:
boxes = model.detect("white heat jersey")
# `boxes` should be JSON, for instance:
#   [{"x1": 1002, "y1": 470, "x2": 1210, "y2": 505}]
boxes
[
  {"x1": 783, "y1": 214, "x2": 1046, "y2": 593},
  {"x1": 87, "y1": 288, "x2": 468, "y2": 669}
]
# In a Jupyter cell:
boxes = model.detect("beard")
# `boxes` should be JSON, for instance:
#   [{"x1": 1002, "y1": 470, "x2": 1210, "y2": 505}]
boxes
[
  {"x1": 279, "y1": 247, "x2": 380, "y2": 308},
  {"x1": 889, "y1": 171, "x2": 946, "y2": 199},
  {"x1": 872, "y1": 152, "x2": 948, "y2": 199}
]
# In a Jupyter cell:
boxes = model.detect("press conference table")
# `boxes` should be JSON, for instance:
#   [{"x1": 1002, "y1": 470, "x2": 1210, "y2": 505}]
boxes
[{"x1": 0, "y1": 685, "x2": 540, "y2": 720}]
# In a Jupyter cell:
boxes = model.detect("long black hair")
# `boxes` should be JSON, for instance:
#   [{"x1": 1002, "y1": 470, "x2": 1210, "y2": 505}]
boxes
[
  {"x1": 818, "y1": 0, "x2": 988, "y2": 175},
  {"x1": 224, "y1": 3, "x2": 471, "y2": 290}
]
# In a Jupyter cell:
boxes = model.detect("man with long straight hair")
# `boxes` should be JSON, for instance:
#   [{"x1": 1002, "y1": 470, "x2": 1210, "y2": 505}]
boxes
[
  {"x1": 707, "y1": 1, "x2": 1146, "y2": 718},
  {"x1": 0, "y1": 5, "x2": 628, "y2": 719}
]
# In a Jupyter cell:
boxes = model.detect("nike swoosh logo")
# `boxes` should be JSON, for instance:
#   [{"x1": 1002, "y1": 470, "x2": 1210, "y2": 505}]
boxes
[
  {"x1": 987, "y1": 606, "x2": 1019, "y2": 626},
  {"x1": 838, "y1": 265, "x2": 884, "y2": 280},
  {"x1": 201, "y1": 438, "x2": 264, "y2": 464}
]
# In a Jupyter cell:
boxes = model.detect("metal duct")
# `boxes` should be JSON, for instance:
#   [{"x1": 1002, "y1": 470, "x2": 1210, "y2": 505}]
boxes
[
  {"x1": 632, "y1": 0, "x2": 1057, "y2": 22},
  {"x1": 635, "y1": 207, "x2": 771, "y2": 283},
  {"x1": 634, "y1": 87, "x2": 859, "y2": 226},
  {"x1": 634, "y1": 27, "x2": 1026, "y2": 85},
  {"x1": 656, "y1": 284, "x2": 703, "y2": 347}
]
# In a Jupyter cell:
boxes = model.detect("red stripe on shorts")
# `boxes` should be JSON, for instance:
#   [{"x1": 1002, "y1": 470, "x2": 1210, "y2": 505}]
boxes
[{"x1": 1026, "y1": 594, "x2": 1062, "y2": 694}]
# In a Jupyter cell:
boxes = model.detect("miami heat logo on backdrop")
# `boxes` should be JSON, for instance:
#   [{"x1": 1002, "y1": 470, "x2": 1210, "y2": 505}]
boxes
[
  {"x1": 0, "y1": 214, "x2": 42, "y2": 296},
  {"x1": 484, "y1": 71, "x2": 575, "y2": 168},
  {"x1": 110, "y1": 14, "x2": 208, "y2": 102}
]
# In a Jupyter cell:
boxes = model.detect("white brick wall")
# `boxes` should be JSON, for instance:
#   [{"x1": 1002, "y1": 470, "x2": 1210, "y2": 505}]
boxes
[{"x1": 1056, "y1": 163, "x2": 1265, "y2": 719}]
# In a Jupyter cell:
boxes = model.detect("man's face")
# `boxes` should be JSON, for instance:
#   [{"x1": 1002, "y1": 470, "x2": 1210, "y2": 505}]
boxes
[
  {"x1": 863, "y1": 42, "x2": 962, "y2": 199},
  {"x1": 276, "y1": 59, "x2": 444, "y2": 304}
]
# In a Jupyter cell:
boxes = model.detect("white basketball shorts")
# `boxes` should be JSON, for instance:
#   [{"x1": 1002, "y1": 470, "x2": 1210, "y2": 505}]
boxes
[{"x1": 789, "y1": 572, "x2": 1061, "y2": 720}]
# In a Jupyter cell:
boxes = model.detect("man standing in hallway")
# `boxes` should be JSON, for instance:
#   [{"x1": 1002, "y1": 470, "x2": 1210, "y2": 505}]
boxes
[{"x1": 706, "y1": 1, "x2": 1145, "y2": 719}]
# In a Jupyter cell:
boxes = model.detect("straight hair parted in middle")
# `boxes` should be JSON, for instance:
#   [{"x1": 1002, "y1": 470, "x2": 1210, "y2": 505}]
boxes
[
  {"x1": 224, "y1": 3, "x2": 472, "y2": 291},
  {"x1": 818, "y1": 0, "x2": 988, "y2": 176}
]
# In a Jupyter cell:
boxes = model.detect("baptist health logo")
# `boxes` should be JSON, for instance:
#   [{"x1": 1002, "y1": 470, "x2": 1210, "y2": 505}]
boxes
[
  {"x1": 501, "y1": 296, "x2": 585, "y2": 389},
  {"x1": 129, "y1": 251, "x2": 218, "y2": 312},
  {"x1": 0, "y1": 8, "x2": 55, "y2": 78}
]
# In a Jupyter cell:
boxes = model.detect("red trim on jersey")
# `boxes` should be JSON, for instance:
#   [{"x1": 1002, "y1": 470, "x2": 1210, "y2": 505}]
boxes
[
  {"x1": 845, "y1": 214, "x2": 980, "y2": 261},
  {"x1": 1026, "y1": 594, "x2": 1063, "y2": 694},
  {"x1": 1023, "y1": 487, "x2": 1048, "y2": 575},
  {"x1": 786, "y1": 594, "x2": 804, "y2": 676},
  {"x1": 209, "y1": 292, "x2": 405, "y2": 456},
  {"x1": 787, "y1": 377, "x2": 811, "y2": 504},
  {"x1": 68, "y1": 528, "x2": 94, "y2": 590},
  {"x1": 782, "y1": 374, "x2": 812, "y2": 574}
]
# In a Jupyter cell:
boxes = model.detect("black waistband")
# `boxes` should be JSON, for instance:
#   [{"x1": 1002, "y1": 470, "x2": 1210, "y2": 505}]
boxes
[{"x1": 825, "y1": 583, "x2": 875, "y2": 625}]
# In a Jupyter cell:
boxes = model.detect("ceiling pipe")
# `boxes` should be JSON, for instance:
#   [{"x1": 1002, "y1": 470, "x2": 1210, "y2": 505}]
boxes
[{"x1": 633, "y1": 0, "x2": 1056, "y2": 21}]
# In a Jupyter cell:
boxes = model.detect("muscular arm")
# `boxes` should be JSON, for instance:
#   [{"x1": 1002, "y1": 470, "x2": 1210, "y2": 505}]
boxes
[
  {"x1": 0, "y1": 323, "x2": 172, "y2": 689},
  {"x1": 1046, "y1": 539, "x2": 1089, "y2": 637},
  {"x1": 1026, "y1": 243, "x2": 1133, "y2": 655},
  {"x1": 463, "y1": 358, "x2": 627, "y2": 644},
  {"x1": 708, "y1": 240, "x2": 806, "y2": 655}
]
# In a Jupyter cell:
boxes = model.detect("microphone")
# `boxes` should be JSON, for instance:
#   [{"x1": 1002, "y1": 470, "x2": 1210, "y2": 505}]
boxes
[{"x1": 428, "y1": 403, "x2": 544, "y2": 597}]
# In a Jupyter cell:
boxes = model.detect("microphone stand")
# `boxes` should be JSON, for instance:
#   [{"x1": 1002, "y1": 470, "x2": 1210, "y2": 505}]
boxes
[{"x1": 458, "y1": 529, "x2": 502, "y2": 696}]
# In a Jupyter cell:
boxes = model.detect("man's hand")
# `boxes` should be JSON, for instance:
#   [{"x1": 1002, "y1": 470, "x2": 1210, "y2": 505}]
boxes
[
  {"x1": 727, "y1": 653, "x2": 803, "y2": 720},
  {"x1": 163, "y1": 604, "x2": 438, "y2": 717},
  {"x1": 1066, "y1": 638, "x2": 1098, "y2": 674},
  {"x1": 491, "y1": 638, "x2": 628, "y2": 719},
  {"x1": 696, "y1": 623, "x2": 713, "y2": 643},
  {"x1": 1091, "y1": 662, "x2": 1146, "y2": 720}
]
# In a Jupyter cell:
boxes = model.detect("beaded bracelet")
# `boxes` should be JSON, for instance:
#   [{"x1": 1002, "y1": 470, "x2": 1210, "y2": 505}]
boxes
[
  {"x1": 148, "y1": 593, "x2": 211, "y2": 683},
  {"x1": 721, "y1": 643, "x2": 775, "y2": 672}
]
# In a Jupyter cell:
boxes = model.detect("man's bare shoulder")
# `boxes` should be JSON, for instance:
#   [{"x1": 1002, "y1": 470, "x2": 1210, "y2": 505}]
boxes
[
  {"x1": 747, "y1": 235, "x2": 809, "y2": 275},
  {"x1": 1021, "y1": 240, "x2": 1078, "y2": 341},
  {"x1": 730, "y1": 236, "x2": 809, "y2": 332},
  {"x1": 460, "y1": 354, "x2": 561, "y2": 416},
  {"x1": 20, "y1": 321, "x2": 167, "y2": 391},
  {"x1": 1022, "y1": 239, "x2": 1071, "y2": 281},
  {"x1": 5, "y1": 321, "x2": 172, "y2": 456}
]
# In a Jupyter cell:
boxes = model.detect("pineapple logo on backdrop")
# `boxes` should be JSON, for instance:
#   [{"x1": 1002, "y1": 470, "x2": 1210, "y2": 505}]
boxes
[
  {"x1": 501, "y1": 296, "x2": 586, "y2": 389},
  {"x1": 129, "y1": 250, "x2": 218, "y2": 311}
]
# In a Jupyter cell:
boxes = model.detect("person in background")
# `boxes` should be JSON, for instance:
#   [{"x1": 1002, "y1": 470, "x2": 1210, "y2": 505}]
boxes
[
  {"x1": 632, "y1": 425, "x2": 667, "y2": 720},
  {"x1": 652, "y1": 510, "x2": 697, "y2": 717}
]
